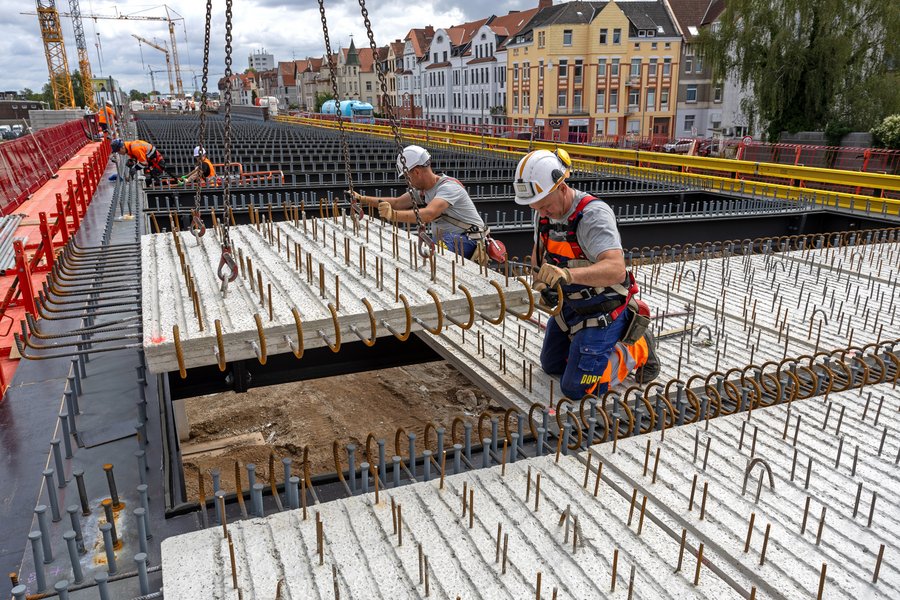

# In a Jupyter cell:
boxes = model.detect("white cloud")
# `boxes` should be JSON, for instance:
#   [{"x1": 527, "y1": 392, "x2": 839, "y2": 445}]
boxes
[{"x1": 1, "y1": 0, "x2": 537, "y2": 95}]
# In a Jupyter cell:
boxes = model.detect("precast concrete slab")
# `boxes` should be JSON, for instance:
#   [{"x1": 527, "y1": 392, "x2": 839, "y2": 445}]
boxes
[
  {"x1": 141, "y1": 215, "x2": 530, "y2": 373},
  {"x1": 418, "y1": 240, "x2": 900, "y2": 413},
  {"x1": 160, "y1": 384, "x2": 900, "y2": 599}
]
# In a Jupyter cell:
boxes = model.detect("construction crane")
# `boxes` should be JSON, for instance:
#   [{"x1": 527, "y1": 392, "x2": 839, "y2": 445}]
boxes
[
  {"x1": 24, "y1": 4, "x2": 187, "y2": 97},
  {"x1": 67, "y1": 0, "x2": 96, "y2": 111},
  {"x1": 146, "y1": 65, "x2": 168, "y2": 95},
  {"x1": 35, "y1": 0, "x2": 76, "y2": 108},
  {"x1": 133, "y1": 35, "x2": 175, "y2": 97}
]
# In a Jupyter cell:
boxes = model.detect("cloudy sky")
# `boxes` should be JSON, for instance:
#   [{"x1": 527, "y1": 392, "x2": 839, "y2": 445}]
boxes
[{"x1": 3, "y1": 0, "x2": 538, "y2": 95}]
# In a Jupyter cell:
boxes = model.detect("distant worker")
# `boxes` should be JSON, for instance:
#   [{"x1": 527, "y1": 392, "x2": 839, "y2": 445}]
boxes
[
  {"x1": 180, "y1": 146, "x2": 216, "y2": 185},
  {"x1": 513, "y1": 148, "x2": 659, "y2": 399},
  {"x1": 110, "y1": 138, "x2": 178, "y2": 186},
  {"x1": 350, "y1": 145, "x2": 499, "y2": 263},
  {"x1": 97, "y1": 100, "x2": 116, "y2": 138}
]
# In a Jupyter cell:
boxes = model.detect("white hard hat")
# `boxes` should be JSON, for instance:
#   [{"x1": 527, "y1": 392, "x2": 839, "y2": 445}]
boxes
[
  {"x1": 105, "y1": 100, "x2": 113, "y2": 106},
  {"x1": 397, "y1": 145, "x2": 430, "y2": 178},
  {"x1": 512, "y1": 149, "x2": 572, "y2": 205},
  {"x1": 193, "y1": 145, "x2": 205, "y2": 157}
]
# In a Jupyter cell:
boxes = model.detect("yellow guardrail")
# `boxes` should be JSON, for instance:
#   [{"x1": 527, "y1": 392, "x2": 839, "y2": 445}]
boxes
[{"x1": 275, "y1": 115, "x2": 900, "y2": 216}]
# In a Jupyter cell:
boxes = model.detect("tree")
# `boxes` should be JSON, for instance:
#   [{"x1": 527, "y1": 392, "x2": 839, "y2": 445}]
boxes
[
  {"x1": 872, "y1": 115, "x2": 900, "y2": 149},
  {"x1": 314, "y1": 92, "x2": 334, "y2": 112},
  {"x1": 70, "y1": 70, "x2": 86, "y2": 108},
  {"x1": 698, "y1": 0, "x2": 900, "y2": 141},
  {"x1": 128, "y1": 89, "x2": 146, "y2": 102}
]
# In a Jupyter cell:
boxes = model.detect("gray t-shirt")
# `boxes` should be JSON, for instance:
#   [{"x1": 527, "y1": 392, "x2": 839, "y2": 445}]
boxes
[
  {"x1": 535, "y1": 190, "x2": 622, "y2": 261},
  {"x1": 416, "y1": 174, "x2": 485, "y2": 235}
]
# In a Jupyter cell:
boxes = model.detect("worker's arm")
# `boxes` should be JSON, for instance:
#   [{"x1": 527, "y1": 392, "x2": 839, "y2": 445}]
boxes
[
  {"x1": 568, "y1": 249, "x2": 627, "y2": 288},
  {"x1": 353, "y1": 191, "x2": 414, "y2": 210},
  {"x1": 385, "y1": 198, "x2": 448, "y2": 224}
]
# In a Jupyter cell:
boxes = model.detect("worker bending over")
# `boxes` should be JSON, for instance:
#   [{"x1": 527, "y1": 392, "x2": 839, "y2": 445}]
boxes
[
  {"x1": 97, "y1": 101, "x2": 116, "y2": 138},
  {"x1": 514, "y1": 148, "x2": 659, "y2": 399},
  {"x1": 111, "y1": 138, "x2": 178, "y2": 186},
  {"x1": 350, "y1": 145, "x2": 495, "y2": 262},
  {"x1": 180, "y1": 146, "x2": 216, "y2": 185}
]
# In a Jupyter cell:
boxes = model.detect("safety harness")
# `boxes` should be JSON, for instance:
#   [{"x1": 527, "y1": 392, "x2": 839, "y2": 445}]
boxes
[
  {"x1": 539, "y1": 195, "x2": 639, "y2": 337},
  {"x1": 416, "y1": 175, "x2": 489, "y2": 240}
]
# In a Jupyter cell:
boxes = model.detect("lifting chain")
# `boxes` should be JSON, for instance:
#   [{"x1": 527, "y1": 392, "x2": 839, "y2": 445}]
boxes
[
  {"x1": 217, "y1": 0, "x2": 238, "y2": 293},
  {"x1": 190, "y1": 0, "x2": 212, "y2": 241},
  {"x1": 316, "y1": 0, "x2": 362, "y2": 227},
  {"x1": 356, "y1": 0, "x2": 434, "y2": 258}
]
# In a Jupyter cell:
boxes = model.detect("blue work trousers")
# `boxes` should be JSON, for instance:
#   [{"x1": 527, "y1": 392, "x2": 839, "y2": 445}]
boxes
[
  {"x1": 439, "y1": 231, "x2": 477, "y2": 259},
  {"x1": 540, "y1": 308, "x2": 630, "y2": 400}
]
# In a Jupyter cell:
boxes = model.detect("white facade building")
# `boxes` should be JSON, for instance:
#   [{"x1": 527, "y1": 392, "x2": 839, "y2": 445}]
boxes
[{"x1": 248, "y1": 49, "x2": 275, "y2": 71}]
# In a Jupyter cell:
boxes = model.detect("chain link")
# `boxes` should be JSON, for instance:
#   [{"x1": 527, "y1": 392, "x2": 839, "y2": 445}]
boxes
[
  {"x1": 190, "y1": 0, "x2": 213, "y2": 239},
  {"x1": 217, "y1": 0, "x2": 238, "y2": 292},
  {"x1": 356, "y1": 0, "x2": 433, "y2": 257},
  {"x1": 316, "y1": 0, "x2": 361, "y2": 225}
]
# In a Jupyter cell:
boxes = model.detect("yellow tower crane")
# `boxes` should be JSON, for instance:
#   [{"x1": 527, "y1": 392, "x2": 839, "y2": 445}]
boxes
[
  {"x1": 67, "y1": 0, "x2": 96, "y2": 110},
  {"x1": 133, "y1": 35, "x2": 175, "y2": 98},
  {"x1": 35, "y1": 0, "x2": 76, "y2": 109}
]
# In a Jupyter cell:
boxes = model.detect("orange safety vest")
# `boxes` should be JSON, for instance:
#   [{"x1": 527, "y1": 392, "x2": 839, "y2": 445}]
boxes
[
  {"x1": 98, "y1": 106, "x2": 115, "y2": 125},
  {"x1": 123, "y1": 140, "x2": 157, "y2": 165},
  {"x1": 583, "y1": 336, "x2": 651, "y2": 394},
  {"x1": 201, "y1": 158, "x2": 216, "y2": 178}
]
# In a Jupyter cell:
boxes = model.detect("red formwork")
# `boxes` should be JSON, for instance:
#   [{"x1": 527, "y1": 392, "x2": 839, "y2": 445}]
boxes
[
  {"x1": 0, "y1": 133, "x2": 109, "y2": 397},
  {"x1": 0, "y1": 120, "x2": 91, "y2": 216}
]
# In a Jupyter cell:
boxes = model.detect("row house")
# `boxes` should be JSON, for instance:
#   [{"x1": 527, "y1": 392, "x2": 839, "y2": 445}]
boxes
[
  {"x1": 335, "y1": 39, "x2": 380, "y2": 106},
  {"x1": 275, "y1": 61, "x2": 299, "y2": 108},
  {"x1": 295, "y1": 57, "x2": 325, "y2": 111},
  {"x1": 506, "y1": 0, "x2": 682, "y2": 143},
  {"x1": 396, "y1": 26, "x2": 435, "y2": 119},
  {"x1": 226, "y1": 72, "x2": 257, "y2": 106},
  {"x1": 379, "y1": 40, "x2": 406, "y2": 114},
  {"x1": 256, "y1": 68, "x2": 278, "y2": 100}
]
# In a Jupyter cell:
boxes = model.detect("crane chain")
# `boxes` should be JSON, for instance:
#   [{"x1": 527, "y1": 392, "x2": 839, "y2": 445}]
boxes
[
  {"x1": 356, "y1": 0, "x2": 433, "y2": 258},
  {"x1": 190, "y1": 0, "x2": 212, "y2": 241},
  {"x1": 217, "y1": 0, "x2": 238, "y2": 293},
  {"x1": 316, "y1": 0, "x2": 361, "y2": 226}
]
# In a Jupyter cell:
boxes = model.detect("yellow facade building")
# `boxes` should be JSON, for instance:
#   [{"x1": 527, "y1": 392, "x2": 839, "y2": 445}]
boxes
[{"x1": 504, "y1": 0, "x2": 681, "y2": 144}]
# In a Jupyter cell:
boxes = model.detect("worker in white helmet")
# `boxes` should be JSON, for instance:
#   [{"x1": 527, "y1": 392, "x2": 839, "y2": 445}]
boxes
[
  {"x1": 513, "y1": 148, "x2": 659, "y2": 399},
  {"x1": 349, "y1": 145, "x2": 492, "y2": 262}
]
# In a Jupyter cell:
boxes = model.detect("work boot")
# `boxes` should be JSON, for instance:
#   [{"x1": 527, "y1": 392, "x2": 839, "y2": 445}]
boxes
[{"x1": 634, "y1": 330, "x2": 660, "y2": 384}]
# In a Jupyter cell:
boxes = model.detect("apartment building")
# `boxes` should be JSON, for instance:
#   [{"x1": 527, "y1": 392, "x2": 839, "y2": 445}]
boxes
[
  {"x1": 295, "y1": 58, "x2": 325, "y2": 111},
  {"x1": 506, "y1": 0, "x2": 681, "y2": 143},
  {"x1": 396, "y1": 26, "x2": 435, "y2": 119},
  {"x1": 380, "y1": 41, "x2": 406, "y2": 114},
  {"x1": 335, "y1": 39, "x2": 380, "y2": 106}
]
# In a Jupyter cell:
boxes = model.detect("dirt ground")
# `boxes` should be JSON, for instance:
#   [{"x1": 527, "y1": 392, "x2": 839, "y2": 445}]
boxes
[{"x1": 182, "y1": 361, "x2": 504, "y2": 502}]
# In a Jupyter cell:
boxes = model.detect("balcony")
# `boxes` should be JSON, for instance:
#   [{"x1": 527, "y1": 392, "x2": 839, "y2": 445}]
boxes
[{"x1": 549, "y1": 107, "x2": 589, "y2": 116}]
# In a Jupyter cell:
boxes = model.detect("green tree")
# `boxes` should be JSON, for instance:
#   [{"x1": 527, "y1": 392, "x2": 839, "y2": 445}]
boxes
[
  {"x1": 314, "y1": 92, "x2": 334, "y2": 112},
  {"x1": 70, "y1": 70, "x2": 86, "y2": 108},
  {"x1": 128, "y1": 89, "x2": 146, "y2": 102},
  {"x1": 698, "y1": 0, "x2": 900, "y2": 141},
  {"x1": 872, "y1": 115, "x2": 900, "y2": 149}
]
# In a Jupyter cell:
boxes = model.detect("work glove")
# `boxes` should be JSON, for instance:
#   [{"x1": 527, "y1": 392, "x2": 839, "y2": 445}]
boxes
[
  {"x1": 378, "y1": 201, "x2": 394, "y2": 221},
  {"x1": 470, "y1": 242, "x2": 489, "y2": 266},
  {"x1": 345, "y1": 190, "x2": 364, "y2": 203},
  {"x1": 533, "y1": 263, "x2": 571, "y2": 292}
]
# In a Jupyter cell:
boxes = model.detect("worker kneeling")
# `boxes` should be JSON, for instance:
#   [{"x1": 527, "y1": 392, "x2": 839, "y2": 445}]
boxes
[
  {"x1": 349, "y1": 145, "x2": 497, "y2": 263},
  {"x1": 514, "y1": 149, "x2": 660, "y2": 399}
]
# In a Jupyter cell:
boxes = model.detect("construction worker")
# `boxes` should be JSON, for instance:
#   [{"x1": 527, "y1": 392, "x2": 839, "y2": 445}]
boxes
[
  {"x1": 349, "y1": 145, "x2": 493, "y2": 262},
  {"x1": 110, "y1": 138, "x2": 178, "y2": 185},
  {"x1": 513, "y1": 148, "x2": 659, "y2": 399},
  {"x1": 97, "y1": 100, "x2": 116, "y2": 138},
  {"x1": 180, "y1": 146, "x2": 216, "y2": 185}
]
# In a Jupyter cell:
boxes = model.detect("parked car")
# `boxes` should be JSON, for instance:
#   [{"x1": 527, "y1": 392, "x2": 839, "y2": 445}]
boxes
[{"x1": 664, "y1": 138, "x2": 696, "y2": 153}]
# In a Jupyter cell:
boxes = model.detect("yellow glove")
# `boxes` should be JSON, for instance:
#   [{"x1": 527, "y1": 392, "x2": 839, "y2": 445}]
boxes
[
  {"x1": 535, "y1": 263, "x2": 571, "y2": 291},
  {"x1": 378, "y1": 201, "x2": 394, "y2": 221}
]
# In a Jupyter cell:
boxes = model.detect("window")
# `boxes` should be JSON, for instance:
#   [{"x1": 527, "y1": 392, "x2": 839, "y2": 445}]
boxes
[
  {"x1": 443, "y1": 51, "x2": 448, "y2": 62},
  {"x1": 596, "y1": 90, "x2": 606, "y2": 111},
  {"x1": 695, "y1": 56, "x2": 703, "y2": 73},
  {"x1": 513, "y1": 63, "x2": 519, "y2": 81},
  {"x1": 684, "y1": 114, "x2": 695, "y2": 133},
  {"x1": 574, "y1": 60, "x2": 583, "y2": 84},
  {"x1": 685, "y1": 56, "x2": 692, "y2": 72},
  {"x1": 630, "y1": 58, "x2": 641, "y2": 78},
  {"x1": 539, "y1": 59, "x2": 544, "y2": 80},
  {"x1": 538, "y1": 31, "x2": 546, "y2": 48},
  {"x1": 664, "y1": 42, "x2": 671, "y2": 50},
  {"x1": 434, "y1": 53, "x2": 438, "y2": 63},
  {"x1": 558, "y1": 59, "x2": 568, "y2": 78},
  {"x1": 651, "y1": 42, "x2": 658, "y2": 50},
  {"x1": 613, "y1": 28, "x2": 621, "y2": 44},
  {"x1": 638, "y1": 30, "x2": 646, "y2": 38},
  {"x1": 596, "y1": 120, "x2": 605, "y2": 135},
  {"x1": 563, "y1": 30, "x2": 573, "y2": 46},
  {"x1": 573, "y1": 90, "x2": 582, "y2": 111},
  {"x1": 634, "y1": 43, "x2": 641, "y2": 50},
  {"x1": 600, "y1": 29, "x2": 608, "y2": 44},
  {"x1": 523, "y1": 91, "x2": 530, "y2": 112},
  {"x1": 366, "y1": 81, "x2": 372, "y2": 91},
  {"x1": 662, "y1": 58, "x2": 672, "y2": 76},
  {"x1": 713, "y1": 83, "x2": 723, "y2": 103},
  {"x1": 628, "y1": 119, "x2": 640, "y2": 133},
  {"x1": 608, "y1": 118, "x2": 618, "y2": 135},
  {"x1": 557, "y1": 91, "x2": 567, "y2": 109},
  {"x1": 513, "y1": 94, "x2": 519, "y2": 111},
  {"x1": 628, "y1": 88, "x2": 639, "y2": 108},
  {"x1": 609, "y1": 89, "x2": 618, "y2": 111},
  {"x1": 610, "y1": 58, "x2": 620, "y2": 77},
  {"x1": 686, "y1": 85, "x2": 698, "y2": 103},
  {"x1": 598, "y1": 58, "x2": 607, "y2": 77},
  {"x1": 538, "y1": 91, "x2": 544, "y2": 110},
  {"x1": 646, "y1": 89, "x2": 655, "y2": 110},
  {"x1": 661, "y1": 88, "x2": 669, "y2": 109},
  {"x1": 649, "y1": 58, "x2": 658, "y2": 77},
  {"x1": 523, "y1": 61, "x2": 530, "y2": 81}
]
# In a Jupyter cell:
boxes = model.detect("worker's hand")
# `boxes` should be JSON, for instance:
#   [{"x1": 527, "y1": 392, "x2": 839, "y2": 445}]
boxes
[
  {"x1": 378, "y1": 201, "x2": 394, "y2": 221},
  {"x1": 345, "y1": 190, "x2": 364, "y2": 204},
  {"x1": 534, "y1": 263, "x2": 571, "y2": 291}
]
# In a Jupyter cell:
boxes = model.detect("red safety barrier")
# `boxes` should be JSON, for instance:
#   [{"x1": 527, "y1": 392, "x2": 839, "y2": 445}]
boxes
[{"x1": 0, "y1": 120, "x2": 91, "y2": 215}]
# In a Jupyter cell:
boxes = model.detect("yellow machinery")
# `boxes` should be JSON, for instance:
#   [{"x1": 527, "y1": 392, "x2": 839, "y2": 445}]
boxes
[
  {"x1": 67, "y1": 0, "x2": 96, "y2": 110},
  {"x1": 35, "y1": 0, "x2": 75, "y2": 109}
]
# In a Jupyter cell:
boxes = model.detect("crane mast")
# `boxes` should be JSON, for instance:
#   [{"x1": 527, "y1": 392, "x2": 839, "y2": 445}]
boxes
[
  {"x1": 36, "y1": 0, "x2": 76, "y2": 108},
  {"x1": 133, "y1": 35, "x2": 175, "y2": 97},
  {"x1": 67, "y1": 0, "x2": 97, "y2": 110}
]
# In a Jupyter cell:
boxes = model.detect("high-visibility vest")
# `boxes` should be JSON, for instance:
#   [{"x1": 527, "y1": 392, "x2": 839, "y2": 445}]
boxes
[
  {"x1": 123, "y1": 140, "x2": 157, "y2": 165},
  {"x1": 98, "y1": 106, "x2": 115, "y2": 125}
]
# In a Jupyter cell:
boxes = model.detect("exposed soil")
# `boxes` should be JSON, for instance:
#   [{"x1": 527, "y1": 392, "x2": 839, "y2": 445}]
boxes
[{"x1": 182, "y1": 361, "x2": 504, "y2": 502}]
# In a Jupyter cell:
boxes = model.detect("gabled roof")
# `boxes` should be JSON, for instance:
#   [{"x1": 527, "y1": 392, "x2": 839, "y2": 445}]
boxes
[
  {"x1": 390, "y1": 41, "x2": 406, "y2": 58},
  {"x1": 617, "y1": 1, "x2": 679, "y2": 36},
  {"x1": 701, "y1": 0, "x2": 725, "y2": 26},
  {"x1": 447, "y1": 17, "x2": 490, "y2": 47},
  {"x1": 511, "y1": 1, "x2": 679, "y2": 44},
  {"x1": 277, "y1": 61, "x2": 296, "y2": 86},
  {"x1": 405, "y1": 26, "x2": 435, "y2": 58},
  {"x1": 356, "y1": 47, "x2": 376, "y2": 73},
  {"x1": 667, "y1": 0, "x2": 712, "y2": 38}
]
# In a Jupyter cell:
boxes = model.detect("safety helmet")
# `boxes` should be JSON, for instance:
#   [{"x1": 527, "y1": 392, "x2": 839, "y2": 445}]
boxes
[
  {"x1": 110, "y1": 139, "x2": 124, "y2": 153},
  {"x1": 397, "y1": 145, "x2": 430, "y2": 178},
  {"x1": 512, "y1": 148, "x2": 572, "y2": 205},
  {"x1": 105, "y1": 100, "x2": 113, "y2": 107},
  {"x1": 193, "y1": 145, "x2": 205, "y2": 157}
]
